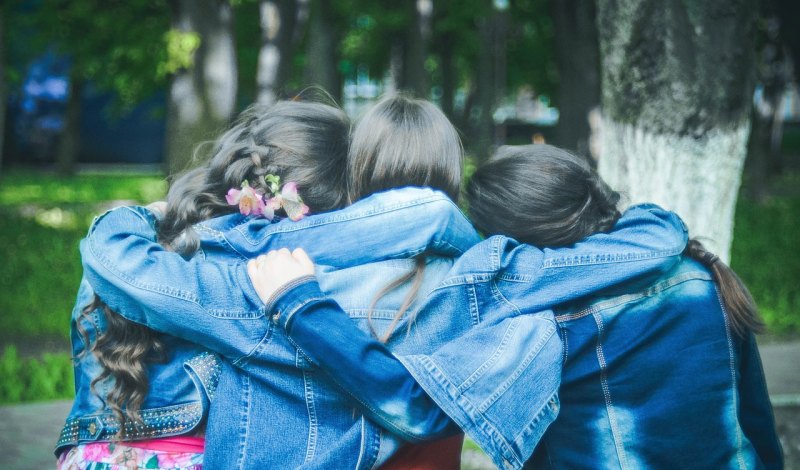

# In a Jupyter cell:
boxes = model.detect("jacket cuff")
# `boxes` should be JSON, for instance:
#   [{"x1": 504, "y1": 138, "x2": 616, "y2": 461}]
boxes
[{"x1": 266, "y1": 276, "x2": 326, "y2": 330}]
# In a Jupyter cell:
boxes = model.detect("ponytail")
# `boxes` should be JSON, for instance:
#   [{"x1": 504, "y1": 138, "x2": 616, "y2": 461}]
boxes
[{"x1": 685, "y1": 239, "x2": 765, "y2": 338}]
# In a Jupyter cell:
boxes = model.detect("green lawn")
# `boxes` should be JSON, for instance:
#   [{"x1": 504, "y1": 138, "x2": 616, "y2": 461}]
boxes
[{"x1": 0, "y1": 167, "x2": 798, "y2": 403}]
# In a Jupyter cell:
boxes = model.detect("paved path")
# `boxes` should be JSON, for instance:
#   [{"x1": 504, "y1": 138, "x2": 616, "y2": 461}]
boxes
[{"x1": 1, "y1": 340, "x2": 799, "y2": 470}]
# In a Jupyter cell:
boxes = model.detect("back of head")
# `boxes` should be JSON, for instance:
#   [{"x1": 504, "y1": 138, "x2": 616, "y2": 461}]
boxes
[
  {"x1": 86, "y1": 99, "x2": 350, "y2": 432},
  {"x1": 347, "y1": 94, "x2": 463, "y2": 203},
  {"x1": 161, "y1": 100, "x2": 350, "y2": 252},
  {"x1": 466, "y1": 144, "x2": 621, "y2": 247}
]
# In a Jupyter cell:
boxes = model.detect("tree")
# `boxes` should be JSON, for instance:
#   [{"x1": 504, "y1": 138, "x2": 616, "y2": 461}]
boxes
[
  {"x1": 303, "y1": 0, "x2": 341, "y2": 101},
  {"x1": 255, "y1": 0, "x2": 309, "y2": 105},
  {"x1": 29, "y1": 0, "x2": 171, "y2": 174},
  {"x1": 594, "y1": 0, "x2": 756, "y2": 262},
  {"x1": 165, "y1": 0, "x2": 238, "y2": 175},
  {"x1": 551, "y1": 0, "x2": 599, "y2": 156},
  {"x1": 0, "y1": 5, "x2": 6, "y2": 177}
]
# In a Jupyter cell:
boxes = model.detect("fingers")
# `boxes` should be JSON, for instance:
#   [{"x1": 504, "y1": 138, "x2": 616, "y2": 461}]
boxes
[{"x1": 291, "y1": 248, "x2": 314, "y2": 271}]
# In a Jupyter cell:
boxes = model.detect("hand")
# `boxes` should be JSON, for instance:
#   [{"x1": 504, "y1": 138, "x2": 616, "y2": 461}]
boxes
[{"x1": 247, "y1": 248, "x2": 316, "y2": 304}]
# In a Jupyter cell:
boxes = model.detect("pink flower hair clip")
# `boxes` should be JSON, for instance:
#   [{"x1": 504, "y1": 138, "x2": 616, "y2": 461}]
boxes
[{"x1": 225, "y1": 175, "x2": 309, "y2": 221}]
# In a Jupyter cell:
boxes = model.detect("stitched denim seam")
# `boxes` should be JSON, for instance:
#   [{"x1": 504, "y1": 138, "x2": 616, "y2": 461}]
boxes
[
  {"x1": 541, "y1": 248, "x2": 683, "y2": 269},
  {"x1": 232, "y1": 195, "x2": 457, "y2": 245},
  {"x1": 593, "y1": 312, "x2": 629, "y2": 469},
  {"x1": 414, "y1": 355, "x2": 523, "y2": 468},
  {"x1": 554, "y1": 271, "x2": 712, "y2": 322},
  {"x1": 301, "y1": 357, "x2": 319, "y2": 464},
  {"x1": 457, "y1": 318, "x2": 518, "y2": 392},
  {"x1": 478, "y1": 319, "x2": 557, "y2": 413},
  {"x1": 716, "y1": 282, "x2": 747, "y2": 469}
]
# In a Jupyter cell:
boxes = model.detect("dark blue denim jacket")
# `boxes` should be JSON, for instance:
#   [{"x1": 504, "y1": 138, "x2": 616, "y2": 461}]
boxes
[{"x1": 79, "y1": 188, "x2": 689, "y2": 468}]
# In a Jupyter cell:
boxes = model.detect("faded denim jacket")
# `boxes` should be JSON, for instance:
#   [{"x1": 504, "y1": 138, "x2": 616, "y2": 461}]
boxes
[
  {"x1": 261, "y1": 203, "x2": 693, "y2": 469},
  {"x1": 80, "y1": 188, "x2": 687, "y2": 468},
  {"x1": 274, "y1": 259, "x2": 782, "y2": 469},
  {"x1": 56, "y1": 277, "x2": 221, "y2": 455}
]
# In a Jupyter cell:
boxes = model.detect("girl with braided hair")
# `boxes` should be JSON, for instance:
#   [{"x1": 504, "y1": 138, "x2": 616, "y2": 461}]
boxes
[
  {"x1": 58, "y1": 99, "x2": 350, "y2": 469},
  {"x1": 247, "y1": 143, "x2": 782, "y2": 469}
]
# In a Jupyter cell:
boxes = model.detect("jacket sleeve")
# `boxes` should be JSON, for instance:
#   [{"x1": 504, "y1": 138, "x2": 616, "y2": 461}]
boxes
[
  {"x1": 222, "y1": 187, "x2": 481, "y2": 263},
  {"x1": 491, "y1": 203, "x2": 690, "y2": 316},
  {"x1": 81, "y1": 206, "x2": 269, "y2": 360},
  {"x1": 80, "y1": 189, "x2": 479, "y2": 361},
  {"x1": 267, "y1": 278, "x2": 459, "y2": 442},
  {"x1": 737, "y1": 333, "x2": 784, "y2": 470}
]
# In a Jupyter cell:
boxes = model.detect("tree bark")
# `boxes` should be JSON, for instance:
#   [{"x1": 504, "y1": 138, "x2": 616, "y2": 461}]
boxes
[
  {"x1": 438, "y1": 32, "x2": 455, "y2": 120},
  {"x1": 552, "y1": 0, "x2": 600, "y2": 158},
  {"x1": 56, "y1": 75, "x2": 82, "y2": 176},
  {"x1": 303, "y1": 0, "x2": 340, "y2": 101},
  {"x1": 0, "y1": 7, "x2": 5, "y2": 177},
  {"x1": 165, "y1": 0, "x2": 237, "y2": 176},
  {"x1": 403, "y1": 0, "x2": 433, "y2": 97},
  {"x1": 594, "y1": 0, "x2": 756, "y2": 262},
  {"x1": 256, "y1": 0, "x2": 301, "y2": 105}
]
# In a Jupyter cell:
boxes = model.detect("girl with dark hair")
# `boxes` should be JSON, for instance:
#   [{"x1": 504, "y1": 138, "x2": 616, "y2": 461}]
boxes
[
  {"x1": 246, "y1": 144, "x2": 781, "y2": 469},
  {"x1": 76, "y1": 93, "x2": 688, "y2": 469},
  {"x1": 57, "y1": 99, "x2": 351, "y2": 468},
  {"x1": 74, "y1": 94, "x2": 476, "y2": 468}
]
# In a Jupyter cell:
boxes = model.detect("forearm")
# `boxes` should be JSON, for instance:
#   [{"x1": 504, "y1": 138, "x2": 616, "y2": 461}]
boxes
[
  {"x1": 268, "y1": 279, "x2": 458, "y2": 442},
  {"x1": 80, "y1": 206, "x2": 267, "y2": 359},
  {"x1": 224, "y1": 187, "x2": 480, "y2": 264}
]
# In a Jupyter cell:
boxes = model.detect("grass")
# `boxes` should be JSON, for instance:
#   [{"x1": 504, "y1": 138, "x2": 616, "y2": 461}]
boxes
[{"x1": 0, "y1": 166, "x2": 798, "y2": 403}]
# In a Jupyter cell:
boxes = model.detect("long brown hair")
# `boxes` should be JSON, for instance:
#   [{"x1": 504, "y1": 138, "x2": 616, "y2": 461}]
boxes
[
  {"x1": 78, "y1": 100, "x2": 350, "y2": 437},
  {"x1": 348, "y1": 95, "x2": 463, "y2": 341},
  {"x1": 685, "y1": 239, "x2": 765, "y2": 338}
]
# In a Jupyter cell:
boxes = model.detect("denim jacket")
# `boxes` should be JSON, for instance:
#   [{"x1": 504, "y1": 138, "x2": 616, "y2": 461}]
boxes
[
  {"x1": 56, "y1": 277, "x2": 221, "y2": 456},
  {"x1": 263, "y1": 204, "x2": 691, "y2": 470},
  {"x1": 80, "y1": 188, "x2": 687, "y2": 468},
  {"x1": 79, "y1": 188, "x2": 476, "y2": 469},
  {"x1": 269, "y1": 240, "x2": 782, "y2": 468}
]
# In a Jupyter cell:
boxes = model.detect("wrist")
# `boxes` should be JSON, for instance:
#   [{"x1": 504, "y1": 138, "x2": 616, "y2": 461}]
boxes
[{"x1": 266, "y1": 276, "x2": 324, "y2": 330}]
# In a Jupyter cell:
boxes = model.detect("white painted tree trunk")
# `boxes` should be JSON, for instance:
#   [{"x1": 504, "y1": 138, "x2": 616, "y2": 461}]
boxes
[
  {"x1": 594, "y1": 0, "x2": 756, "y2": 263},
  {"x1": 596, "y1": 116, "x2": 750, "y2": 263}
]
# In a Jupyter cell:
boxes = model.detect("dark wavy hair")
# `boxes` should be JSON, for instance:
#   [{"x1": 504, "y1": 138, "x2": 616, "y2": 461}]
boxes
[
  {"x1": 78, "y1": 100, "x2": 350, "y2": 437},
  {"x1": 467, "y1": 143, "x2": 764, "y2": 338}
]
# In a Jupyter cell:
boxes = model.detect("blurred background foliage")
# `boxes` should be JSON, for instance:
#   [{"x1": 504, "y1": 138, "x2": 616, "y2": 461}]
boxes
[{"x1": 0, "y1": 0, "x2": 799, "y2": 404}]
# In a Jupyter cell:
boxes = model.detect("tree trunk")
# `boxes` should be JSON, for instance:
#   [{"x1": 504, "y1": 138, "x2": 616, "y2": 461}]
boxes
[
  {"x1": 303, "y1": 0, "x2": 340, "y2": 101},
  {"x1": 552, "y1": 0, "x2": 600, "y2": 158},
  {"x1": 56, "y1": 75, "x2": 82, "y2": 176},
  {"x1": 438, "y1": 32, "x2": 455, "y2": 120},
  {"x1": 166, "y1": 0, "x2": 237, "y2": 176},
  {"x1": 0, "y1": 7, "x2": 5, "y2": 177},
  {"x1": 594, "y1": 0, "x2": 756, "y2": 262},
  {"x1": 475, "y1": 17, "x2": 493, "y2": 161},
  {"x1": 403, "y1": 0, "x2": 433, "y2": 97},
  {"x1": 256, "y1": 0, "x2": 300, "y2": 105}
]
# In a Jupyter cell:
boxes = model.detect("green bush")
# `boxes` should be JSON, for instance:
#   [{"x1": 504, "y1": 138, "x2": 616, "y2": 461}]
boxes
[
  {"x1": 731, "y1": 191, "x2": 800, "y2": 334},
  {"x1": 0, "y1": 346, "x2": 74, "y2": 403}
]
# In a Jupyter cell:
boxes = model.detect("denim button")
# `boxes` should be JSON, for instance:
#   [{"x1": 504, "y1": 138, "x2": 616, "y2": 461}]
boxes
[{"x1": 272, "y1": 311, "x2": 281, "y2": 323}]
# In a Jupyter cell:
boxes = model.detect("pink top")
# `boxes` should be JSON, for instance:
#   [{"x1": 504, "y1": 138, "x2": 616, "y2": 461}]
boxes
[{"x1": 125, "y1": 436, "x2": 205, "y2": 453}]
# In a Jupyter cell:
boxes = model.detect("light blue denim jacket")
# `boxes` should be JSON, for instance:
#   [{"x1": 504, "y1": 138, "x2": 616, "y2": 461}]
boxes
[
  {"x1": 80, "y1": 188, "x2": 687, "y2": 468},
  {"x1": 263, "y1": 203, "x2": 692, "y2": 469},
  {"x1": 56, "y1": 277, "x2": 221, "y2": 455},
  {"x1": 79, "y1": 188, "x2": 476, "y2": 469}
]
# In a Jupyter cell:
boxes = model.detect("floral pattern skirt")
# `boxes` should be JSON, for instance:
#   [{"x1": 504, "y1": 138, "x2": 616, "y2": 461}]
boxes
[{"x1": 57, "y1": 442, "x2": 203, "y2": 470}]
